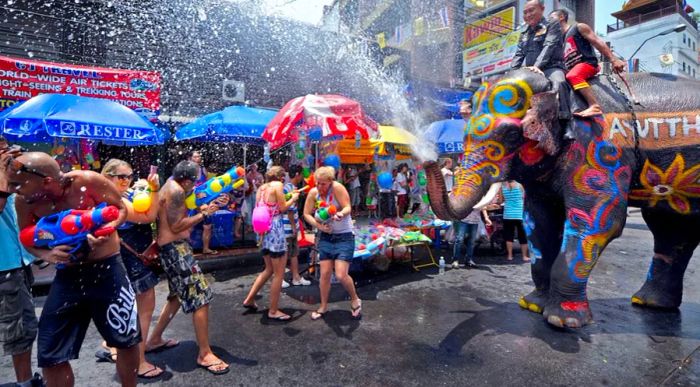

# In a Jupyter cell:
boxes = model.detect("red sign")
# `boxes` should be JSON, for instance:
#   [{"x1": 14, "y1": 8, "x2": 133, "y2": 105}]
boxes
[{"x1": 0, "y1": 55, "x2": 161, "y2": 119}]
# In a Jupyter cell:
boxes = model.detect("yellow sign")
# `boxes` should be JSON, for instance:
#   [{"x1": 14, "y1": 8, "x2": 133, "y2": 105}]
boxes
[
  {"x1": 463, "y1": 7, "x2": 515, "y2": 49},
  {"x1": 414, "y1": 17, "x2": 425, "y2": 36}
]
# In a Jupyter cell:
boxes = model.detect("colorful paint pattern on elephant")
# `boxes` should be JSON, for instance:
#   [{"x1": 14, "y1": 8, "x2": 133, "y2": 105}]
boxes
[
  {"x1": 628, "y1": 154, "x2": 700, "y2": 214},
  {"x1": 562, "y1": 118, "x2": 631, "y2": 284},
  {"x1": 454, "y1": 78, "x2": 533, "y2": 196}
]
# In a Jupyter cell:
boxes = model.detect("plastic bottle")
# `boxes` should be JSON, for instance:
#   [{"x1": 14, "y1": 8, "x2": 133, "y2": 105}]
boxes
[{"x1": 439, "y1": 256, "x2": 445, "y2": 275}]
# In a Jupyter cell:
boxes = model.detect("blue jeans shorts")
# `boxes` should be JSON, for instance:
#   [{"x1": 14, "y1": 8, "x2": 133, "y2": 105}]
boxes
[{"x1": 317, "y1": 232, "x2": 355, "y2": 262}]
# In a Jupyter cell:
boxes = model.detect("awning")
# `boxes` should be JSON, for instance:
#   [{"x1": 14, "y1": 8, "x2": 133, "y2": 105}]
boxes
[{"x1": 336, "y1": 125, "x2": 416, "y2": 164}]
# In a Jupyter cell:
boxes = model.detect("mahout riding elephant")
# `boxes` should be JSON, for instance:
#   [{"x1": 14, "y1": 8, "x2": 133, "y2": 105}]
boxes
[{"x1": 424, "y1": 67, "x2": 700, "y2": 328}]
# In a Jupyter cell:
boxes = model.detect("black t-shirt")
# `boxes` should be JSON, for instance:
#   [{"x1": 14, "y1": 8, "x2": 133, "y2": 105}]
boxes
[{"x1": 564, "y1": 24, "x2": 598, "y2": 70}]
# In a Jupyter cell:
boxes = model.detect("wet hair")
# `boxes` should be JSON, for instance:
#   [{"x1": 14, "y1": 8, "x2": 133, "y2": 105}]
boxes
[
  {"x1": 551, "y1": 9, "x2": 568, "y2": 22},
  {"x1": 288, "y1": 164, "x2": 303, "y2": 179},
  {"x1": 315, "y1": 166, "x2": 336, "y2": 181},
  {"x1": 173, "y1": 160, "x2": 199, "y2": 183},
  {"x1": 101, "y1": 158, "x2": 132, "y2": 177},
  {"x1": 265, "y1": 165, "x2": 286, "y2": 182}
]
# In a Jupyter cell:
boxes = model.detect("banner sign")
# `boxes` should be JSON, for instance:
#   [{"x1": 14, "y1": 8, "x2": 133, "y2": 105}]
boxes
[
  {"x1": 464, "y1": 6, "x2": 515, "y2": 48},
  {"x1": 437, "y1": 141, "x2": 464, "y2": 154},
  {"x1": 0, "y1": 55, "x2": 161, "y2": 119},
  {"x1": 463, "y1": 30, "x2": 520, "y2": 78}
]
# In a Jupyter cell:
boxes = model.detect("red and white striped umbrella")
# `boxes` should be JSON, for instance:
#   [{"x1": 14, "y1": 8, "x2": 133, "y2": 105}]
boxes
[{"x1": 262, "y1": 94, "x2": 378, "y2": 150}]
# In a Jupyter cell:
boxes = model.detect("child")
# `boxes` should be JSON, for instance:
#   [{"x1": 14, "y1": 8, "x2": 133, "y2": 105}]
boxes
[{"x1": 366, "y1": 173, "x2": 378, "y2": 219}]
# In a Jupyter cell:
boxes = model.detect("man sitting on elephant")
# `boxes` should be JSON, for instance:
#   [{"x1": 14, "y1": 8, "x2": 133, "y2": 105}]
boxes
[
  {"x1": 512, "y1": 0, "x2": 570, "y2": 121},
  {"x1": 551, "y1": 9, "x2": 627, "y2": 117}
]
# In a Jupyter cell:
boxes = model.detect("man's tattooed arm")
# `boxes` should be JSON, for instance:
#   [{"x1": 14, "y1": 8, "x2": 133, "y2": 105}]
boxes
[{"x1": 165, "y1": 186, "x2": 205, "y2": 233}]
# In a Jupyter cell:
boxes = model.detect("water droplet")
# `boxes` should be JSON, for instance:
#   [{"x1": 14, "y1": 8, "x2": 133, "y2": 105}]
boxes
[{"x1": 80, "y1": 186, "x2": 87, "y2": 192}]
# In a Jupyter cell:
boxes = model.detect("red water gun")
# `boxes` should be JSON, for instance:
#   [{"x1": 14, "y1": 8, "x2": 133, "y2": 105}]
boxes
[{"x1": 20, "y1": 203, "x2": 119, "y2": 251}]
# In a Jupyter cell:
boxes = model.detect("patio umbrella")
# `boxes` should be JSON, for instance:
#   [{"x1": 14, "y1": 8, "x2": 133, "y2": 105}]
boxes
[
  {"x1": 2, "y1": 93, "x2": 167, "y2": 145},
  {"x1": 262, "y1": 94, "x2": 378, "y2": 150},
  {"x1": 174, "y1": 105, "x2": 277, "y2": 144},
  {"x1": 336, "y1": 125, "x2": 416, "y2": 164},
  {"x1": 424, "y1": 119, "x2": 466, "y2": 155}
]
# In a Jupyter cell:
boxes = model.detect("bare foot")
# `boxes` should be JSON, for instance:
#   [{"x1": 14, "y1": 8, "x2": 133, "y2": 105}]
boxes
[
  {"x1": 145, "y1": 338, "x2": 179, "y2": 353},
  {"x1": 523, "y1": 256, "x2": 531, "y2": 262},
  {"x1": 574, "y1": 104, "x2": 603, "y2": 117},
  {"x1": 507, "y1": 256, "x2": 513, "y2": 261}
]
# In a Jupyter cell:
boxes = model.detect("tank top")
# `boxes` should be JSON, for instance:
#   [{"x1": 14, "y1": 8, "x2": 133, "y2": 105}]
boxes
[
  {"x1": 319, "y1": 184, "x2": 353, "y2": 234},
  {"x1": 502, "y1": 184, "x2": 524, "y2": 220},
  {"x1": 564, "y1": 24, "x2": 598, "y2": 70}
]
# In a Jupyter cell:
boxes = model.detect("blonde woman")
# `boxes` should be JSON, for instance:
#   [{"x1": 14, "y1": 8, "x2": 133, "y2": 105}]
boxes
[
  {"x1": 99, "y1": 159, "x2": 177, "y2": 379},
  {"x1": 303, "y1": 166, "x2": 362, "y2": 320},
  {"x1": 242, "y1": 166, "x2": 299, "y2": 320}
]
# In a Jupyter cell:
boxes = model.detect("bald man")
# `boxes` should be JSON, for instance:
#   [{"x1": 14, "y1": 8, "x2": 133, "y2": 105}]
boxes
[{"x1": 8, "y1": 152, "x2": 140, "y2": 387}]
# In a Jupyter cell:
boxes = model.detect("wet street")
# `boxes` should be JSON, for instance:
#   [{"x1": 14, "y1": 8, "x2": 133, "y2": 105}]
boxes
[{"x1": 2, "y1": 210, "x2": 699, "y2": 386}]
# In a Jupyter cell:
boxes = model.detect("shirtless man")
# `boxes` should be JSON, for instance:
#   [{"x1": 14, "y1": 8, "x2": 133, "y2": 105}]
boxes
[
  {"x1": 9, "y1": 152, "x2": 139, "y2": 387},
  {"x1": 148, "y1": 160, "x2": 229, "y2": 375}
]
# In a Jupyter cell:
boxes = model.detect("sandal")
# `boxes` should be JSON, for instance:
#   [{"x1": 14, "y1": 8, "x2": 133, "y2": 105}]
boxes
[
  {"x1": 95, "y1": 350, "x2": 116, "y2": 363},
  {"x1": 242, "y1": 302, "x2": 258, "y2": 311},
  {"x1": 197, "y1": 361, "x2": 230, "y2": 375},
  {"x1": 145, "y1": 338, "x2": 180, "y2": 353},
  {"x1": 203, "y1": 249, "x2": 219, "y2": 255},
  {"x1": 311, "y1": 310, "x2": 326, "y2": 321},
  {"x1": 267, "y1": 313, "x2": 291, "y2": 321},
  {"x1": 351, "y1": 300, "x2": 362, "y2": 319},
  {"x1": 137, "y1": 365, "x2": 164, "y2": 379}
]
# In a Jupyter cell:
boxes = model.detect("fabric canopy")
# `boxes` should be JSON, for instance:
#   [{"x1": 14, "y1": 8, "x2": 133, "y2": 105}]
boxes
[{"x1": 336, "y1": 125, "x2": 416, "y2": 164}]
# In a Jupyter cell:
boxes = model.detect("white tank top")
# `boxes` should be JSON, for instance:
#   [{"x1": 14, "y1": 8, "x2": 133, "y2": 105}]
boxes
[{"x1": 320, "y1": 184, "x2": 353, "y2": 234}]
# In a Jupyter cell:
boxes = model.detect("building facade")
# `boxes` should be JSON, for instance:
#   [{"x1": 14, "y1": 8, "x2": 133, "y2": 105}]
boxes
[{"x1": 606, "y1": 0, "x2": 699, "y2": 78}]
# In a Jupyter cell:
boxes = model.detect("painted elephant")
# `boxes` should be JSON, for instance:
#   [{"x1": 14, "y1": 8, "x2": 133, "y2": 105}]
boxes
[{"x1": 424, "y1": 68, "x2": 700, "y2": 328}]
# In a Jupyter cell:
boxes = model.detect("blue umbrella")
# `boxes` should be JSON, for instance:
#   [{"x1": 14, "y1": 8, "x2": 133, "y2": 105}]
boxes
[
  {"x1": 174, "y1": 105, "x2": 277, "y2": 144},
  {"x1": 1, "y1": 93, "x2": 167, "y2": 145},
  {"x1": 424, "y1": 119, "x2": 466, "y2": 155}
]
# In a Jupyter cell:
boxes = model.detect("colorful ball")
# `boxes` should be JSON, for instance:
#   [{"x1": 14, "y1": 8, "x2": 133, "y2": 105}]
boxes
[
  {"x1": 132, "y1": 191, "x2": 151, "y2": 213},
  {"x1": 377, "y1": 172, "x2": 393, "y2": 190},
  {"x1": 323, "y1": 154, "x2": 341, "y2": 170},
  {"x1": 252, "y1": 206, "x2": 272, "y2": 234}
]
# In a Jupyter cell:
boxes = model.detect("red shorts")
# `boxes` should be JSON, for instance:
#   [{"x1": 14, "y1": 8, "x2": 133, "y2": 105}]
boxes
[{"x1": 565, "y1": 62, "x2": 599, "y2": 90}]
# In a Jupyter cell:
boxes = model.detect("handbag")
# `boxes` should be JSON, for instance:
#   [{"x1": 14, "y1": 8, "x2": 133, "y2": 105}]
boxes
[{"x1": 121, "y1": 240, "x2": 162, "y2": 270}]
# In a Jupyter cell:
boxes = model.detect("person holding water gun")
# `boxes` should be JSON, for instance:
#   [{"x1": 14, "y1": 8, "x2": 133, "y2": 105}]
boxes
[
  {"x1": 9, "y1": 152, "x2": 140, "y2": 387},
  {"x1": 303, "y1": 166, "x2": 362, "y2": 321},
  {"x1": 96, "y1": 159, "x2": 175, "y2": 379}
]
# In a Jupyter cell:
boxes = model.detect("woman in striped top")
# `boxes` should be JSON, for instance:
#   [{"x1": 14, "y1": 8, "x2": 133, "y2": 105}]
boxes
[{"x1": 501, "y1": 180, "x2": 530, "y2": 262}]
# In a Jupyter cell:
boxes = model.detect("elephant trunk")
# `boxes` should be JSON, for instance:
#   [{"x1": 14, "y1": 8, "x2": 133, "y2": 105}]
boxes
[{"x1": 423, "y1": 161, "x2": 490, "y2": 220}]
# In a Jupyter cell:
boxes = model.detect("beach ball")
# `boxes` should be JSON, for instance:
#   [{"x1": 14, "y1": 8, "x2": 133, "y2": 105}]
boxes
[
  {"x1": 377, "y1": 172, "x2": 393, "y2": 190},
  {"x1": 323, "y1": 154, "x2": 341, "y2": 170}
]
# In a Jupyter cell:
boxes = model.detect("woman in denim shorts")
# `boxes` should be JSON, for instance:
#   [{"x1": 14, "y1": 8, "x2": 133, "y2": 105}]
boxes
[
  {"x1": 101, "y1": 159, "x2": 172, "y2": 379},
  {"x1": 303, "y1": 166, "x2": 362, "y2": 321}
]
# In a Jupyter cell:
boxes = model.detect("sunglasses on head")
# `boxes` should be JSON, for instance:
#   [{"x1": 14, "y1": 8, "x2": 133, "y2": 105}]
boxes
[
  {"x1": 10, "y1": 159, "x2": 48, "y2": 179},
  {"x1": 108, "y1": 173, "x2": 134, "y2": 181}
]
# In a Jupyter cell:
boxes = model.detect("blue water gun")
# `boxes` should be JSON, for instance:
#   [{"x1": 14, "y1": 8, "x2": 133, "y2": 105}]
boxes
[{"x1": 185, "y1": 165, "x2": 246, "y2": 210}]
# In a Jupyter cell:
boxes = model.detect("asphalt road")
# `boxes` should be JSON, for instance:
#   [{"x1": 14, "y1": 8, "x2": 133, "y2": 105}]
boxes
[{"x1": 2, "y1": 211, "x2": 699, "y2": 386}]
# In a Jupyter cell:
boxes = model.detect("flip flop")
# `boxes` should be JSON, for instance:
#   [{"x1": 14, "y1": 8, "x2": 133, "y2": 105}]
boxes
[
  {"x1": 95, "y1": 350, "x2": 116, "y2": 363},
  {"x1": 310, "y1": 310, "x2": 326, "y2": 321},
  {"x1": 198, "y1": 361, "x2": 230, "y2": 375},
  {"x1": 145, "y1": 338, "x2": 180, "y2": 353},
  {"x1": 137, "y1": 365, "x2": 164, "y2": 379},
  {"x1": 351, "y1": 300, "x2": 362, "y2": 319},
  {"x1": 203, "y1": 250, "x2": 220, "y2": 255},
  {"x1": 242, "y1": 302, "x2": 258, "y2": 311},
  {"x1": 267, "y1": 313, "x2": 291, "y2": 321}
]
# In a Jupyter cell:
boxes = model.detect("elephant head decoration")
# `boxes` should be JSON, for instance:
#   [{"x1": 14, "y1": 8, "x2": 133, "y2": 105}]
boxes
[{"x1": 425, "y1": 68, "x2": 700, "y2": 328}]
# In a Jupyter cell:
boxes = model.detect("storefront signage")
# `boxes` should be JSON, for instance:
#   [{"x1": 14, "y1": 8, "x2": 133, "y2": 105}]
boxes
[
  {"x1": 463, "y1": 30, "x2": 520, "y2": 78},
  {"x1": 0, "y1": 55, "x2": 161, "y2": 119},
  {"x1": 463, "y1": 6, "x2": 515, "y2": 49}
]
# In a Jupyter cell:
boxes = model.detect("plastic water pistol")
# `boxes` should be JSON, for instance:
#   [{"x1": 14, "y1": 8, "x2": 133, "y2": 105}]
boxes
[
  {"x1": 185, "y1": 166, "x2": 246, "y2": 210},
  {"x1": 19, "y1": 203, "x2": 120, "y2": 264},
  {"x1": 284, "y1": 174, "x2": 316, "y2": 200}
]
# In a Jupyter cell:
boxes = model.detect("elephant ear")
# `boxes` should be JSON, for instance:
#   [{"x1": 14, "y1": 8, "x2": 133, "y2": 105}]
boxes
[{"x1": 522, "y1": 91, "x2": 562, "y2": 155}]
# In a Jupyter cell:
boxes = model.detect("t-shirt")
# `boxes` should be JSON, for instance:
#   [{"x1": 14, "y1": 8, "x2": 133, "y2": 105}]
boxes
[
  {"x1": 282, "y1": 182, "x2": 298, "y2": 238},
  {"x1": 395, "y1": 172, "x2": 407, "y2": 195},
  {"x1": 441, "y1": 168, "x2": 454, "y2": 192},
  {"x1": 347, "y1": 167, "x2": 361, "y2": 190}
]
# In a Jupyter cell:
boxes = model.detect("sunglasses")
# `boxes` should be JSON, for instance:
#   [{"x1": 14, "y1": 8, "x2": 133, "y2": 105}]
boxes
[
  {"x1": 108, "y1": 173, "x2": 134, "y2": 181},
  {"x1": 10, "y1": 159, "x2": 48, "y2": 179}
]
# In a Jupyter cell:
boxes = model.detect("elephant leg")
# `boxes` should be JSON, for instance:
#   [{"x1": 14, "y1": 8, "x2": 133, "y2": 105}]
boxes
[
  {"x1": 544, "y1": 203, "x2": 627, "y2": 328},
  {"x1": 518, "y1": 192, "x2": 565, "y2": 314},
  {"x1": 631, "y1": 209, "x2": 700, "y2": 309}
]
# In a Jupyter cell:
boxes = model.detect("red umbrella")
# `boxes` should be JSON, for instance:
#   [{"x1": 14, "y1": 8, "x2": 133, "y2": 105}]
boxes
[{"x1": 262, "y1": 94, "x2": 378, "y2": 150}]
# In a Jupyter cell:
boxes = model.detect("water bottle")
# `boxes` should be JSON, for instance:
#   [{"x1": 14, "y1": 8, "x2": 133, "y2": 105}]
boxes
[{"x1": 439, "y1": 256, "x2": 445, "y2": 275}]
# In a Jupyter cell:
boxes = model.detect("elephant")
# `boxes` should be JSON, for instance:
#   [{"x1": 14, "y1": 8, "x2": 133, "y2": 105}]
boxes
[{"x1": 424, "y1": 68, "x2": 700, "y2": 328}]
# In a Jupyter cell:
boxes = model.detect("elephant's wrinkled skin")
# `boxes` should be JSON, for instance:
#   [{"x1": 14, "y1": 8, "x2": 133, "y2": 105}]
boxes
[{"x1": 425, "y1": 69, "x2": 700, "y2": 328}]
